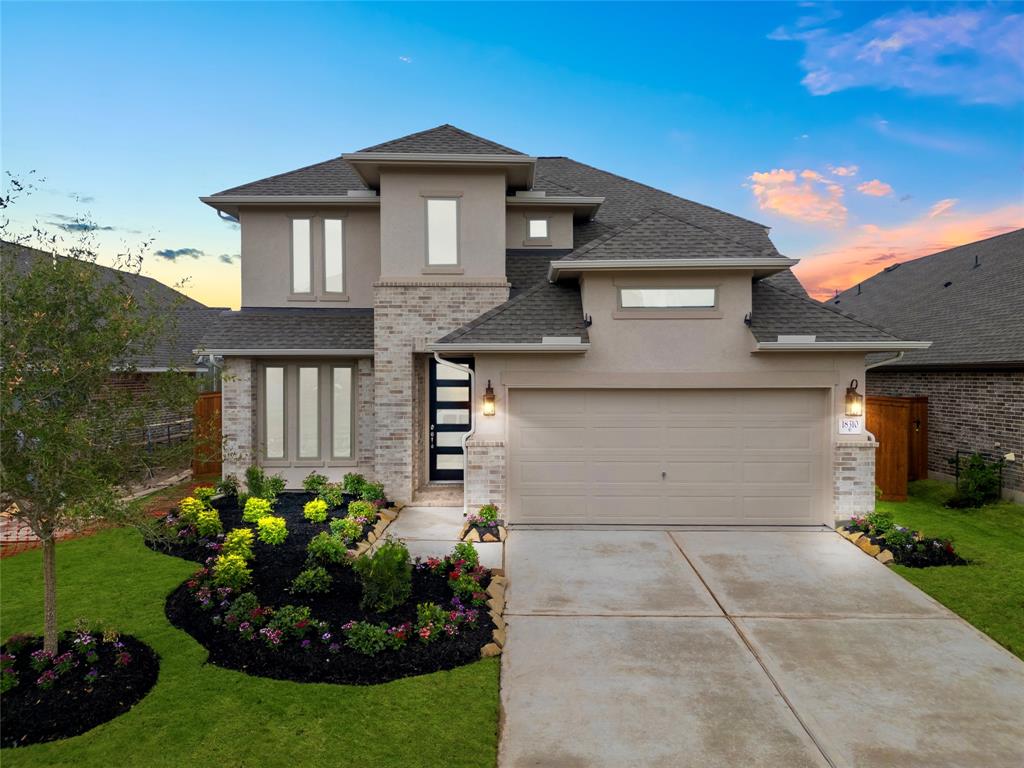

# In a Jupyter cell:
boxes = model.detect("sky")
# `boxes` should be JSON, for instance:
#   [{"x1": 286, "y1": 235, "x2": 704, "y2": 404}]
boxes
[{"x1": 3, "y1": 1, "x2": 1022, "y2": 307}]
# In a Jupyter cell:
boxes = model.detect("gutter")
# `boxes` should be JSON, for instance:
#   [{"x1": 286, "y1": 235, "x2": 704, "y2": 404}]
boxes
[
  {"x1": 433, "y1": 352, "x2": 475, "y2": 518},
  {"x1": 865, "y1": 351, "x2": 905, "y2": 370},
  {"x1": 192, "y1": 348, "x2": 373, "y2": 357},
  {"x1": 754, "y1": 341, "x2": 932, "y2": 352},
  {"x1": 549, "y1": 257, "x2": 798, "y2": 281},
  {"x1": 426, "y1": 342, "x2": 590, "y2": 354}
]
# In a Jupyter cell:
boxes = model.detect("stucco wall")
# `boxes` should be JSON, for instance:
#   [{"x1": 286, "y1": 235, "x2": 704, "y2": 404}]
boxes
[
  {"x1": 867, "y1": 369, "x2": 1023, "y2": 495},
  {"x1": 504, "y1": 208, "x2": 574, "y2": 249}
]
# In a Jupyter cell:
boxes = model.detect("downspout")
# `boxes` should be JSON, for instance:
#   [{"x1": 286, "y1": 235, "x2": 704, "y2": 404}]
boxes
[
  {"x1": 433, "y1": 352, "x2": 474, "y2": 517},
  {"x1": 861, "y1": 351, "x2": 903, "y2": 442}
]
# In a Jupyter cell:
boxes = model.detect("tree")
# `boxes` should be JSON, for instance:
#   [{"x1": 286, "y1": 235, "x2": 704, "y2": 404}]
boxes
[{"x1": 1, "y1": 177, "x2": 197, "y2": 653}]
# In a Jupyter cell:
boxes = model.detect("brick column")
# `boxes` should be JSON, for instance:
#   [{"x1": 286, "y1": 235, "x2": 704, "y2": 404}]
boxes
[
  {"x1": 833, "y1": 440, "x2": 877, "y2": 523},
  {"x1": 465, "y1": 439, "x2": 506, "y2": 512},
  {"x1": 221, "y1": 357, "x2": 255, "y2": 480}
]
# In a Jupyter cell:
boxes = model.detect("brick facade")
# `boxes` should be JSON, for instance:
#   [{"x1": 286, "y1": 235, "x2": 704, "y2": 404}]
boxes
[
  {"x1": 833, "y1": 440, "x2": 878, "y2": 521},
  {"x1": 373, "y1": 280, "x2": 509, "y2": 504},
  {"x1": 465, "y1": 439, "x2": 506, "y2": 512},
  {"x1": 221, "y1": 357, "x2": 256, "y2": 480},
  {"x1": 867, "y1": 370, "x2": 1023, "y2": 494}
]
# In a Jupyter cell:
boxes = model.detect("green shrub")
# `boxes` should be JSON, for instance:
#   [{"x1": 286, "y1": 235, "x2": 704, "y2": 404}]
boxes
[
  {"x1": 415, "y1": 602, "x2": 448, "y2": 640},
  {"x1": 292, "y1": 566, "x2": 333, "y2": 594},
  {"x1": 216, "y1": 474, "x2": 239, "y2": 497},
  {"x1": 268, "y1": 605, "x2": 313, "y2": 638},
  {"x1": 178, "y1": 496, "x2": 206, "y2": 525},
  {"x1": 256, "y1": 515, "x2": 288, "y2": 545},
  {"x1": 866, "y1": 510, "x2": 894, "y2": 535},
  {"x1": 478, "y1": 503, "x2": 499, "y2": 523},
  {"x1": 307, "y1": 531, "x2": 349, "y2": 564},
  {"x1": 342, "y1": 472, "x2": 366, "y2": 496},
  {"x1": 347, "y1": 499, "x2": 376, "y2": 521},
  {"x1": 303, "y1": 498, "x2": 329, "y2": 524},
  {"x1": 196, "y1": 508, "x2": 222, "y2": 538},
  {"x1": 321, "y1": 482, "x2": 345, "y2": 508},
  {"x1": 948, "y1": 453, "x2": 1001, "y2": 509},
  {"x1": 883, "y1": 527, "x2": 914, "y2": 549},
  {"x1": 242, "y1": 497, "x2": 273, "y2": 523},
  {"x1": 213, "y1": 553, "x2": 252, "y2": 590},
  {"x1": 452, "y1": 541, "x2": 479, "y2": 570},
  {"x1": 302, "y1": 471, "x2": 329, "y2": 496},
  {"x1": 330, "y1": 516, "x2": 363, "y2": 544},
  {"x1": 360, "y1": 481, "x2": 386, "y2": 503},
  {"x1": 222, "y1": 528, "x2": 255, "y2": 560},
  {"x1": 352, "y1": 538, "x2": 412, "y2": 612},
  {"x1": 344, "y1": 621, "x2": 402, "y2": 656},
  {"x1": 227, "y1": 591, "x2": 260, "y2": 621},
  {"x1": 245, "y1": 465, "x2": 285, "y2": 502}
]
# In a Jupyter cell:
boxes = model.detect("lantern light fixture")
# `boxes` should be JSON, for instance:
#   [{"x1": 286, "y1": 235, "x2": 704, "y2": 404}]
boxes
[
  {"x1": 845, "y1": 379, "x2": 864, "y2": 417},
  {"x1": 482, "y1": 380, "x2": 496, "y2": 417}
]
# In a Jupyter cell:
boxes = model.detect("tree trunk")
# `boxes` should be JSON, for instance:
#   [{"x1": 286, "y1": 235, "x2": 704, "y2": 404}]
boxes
[{"x1": 42, "y1": 536, "x2": 58, "y2": 654}]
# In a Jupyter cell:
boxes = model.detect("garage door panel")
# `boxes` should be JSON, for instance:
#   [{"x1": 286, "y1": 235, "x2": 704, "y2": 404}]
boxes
[
  {"x1": 662, "y1": 495, "x2": 741, "y2": 522},
  {"x1": 588, "y1": 389, "x2": 665, "y2": 414},
  {"x1": 741, "y1": 496, "x2": 814, "y2": 521},
  {"x1": 516, "y1": 391, "x2": 586, "y2": 415},
  {"x1": 519, "y1": 426, "x2": 588, "y2": 451},
  {"x1": 520, "y1": 461, "x2": 587, "y2": 484},
  {"x1": 742, "y1": 461, "x2": 813, "y2": 484},
  {"x1": 588, "y1": 495, "x2": 664, "y2": 519},
  {"x1": 589, "y1": 461, "x2": 664, "y2": 483},
  {"x1": 591, "y1": 427, "x2": 664, "y2": 449},
  {"x1": 666, "y1": 427, "x2": 740, "y2": 449},
  {"x1": 663, "y1": 390, "x2": 741, "y2": 414},
  {"x1": 743, "y1": 427, "x2": 815, "y2": 450},
  {"x1": 664, "y1": 461, "x2": 739, "y2": 483},
  {"x1": 518, "y1": 495, "x2": 589, "y2": 523}
]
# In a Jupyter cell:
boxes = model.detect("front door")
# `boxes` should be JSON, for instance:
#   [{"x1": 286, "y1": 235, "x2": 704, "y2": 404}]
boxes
[{"x1": 428, "y1": 357, "x2": 473, "y2": 482}]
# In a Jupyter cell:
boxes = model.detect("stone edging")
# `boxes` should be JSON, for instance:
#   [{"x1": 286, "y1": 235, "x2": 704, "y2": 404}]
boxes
[
  {"x1": 459, "y1": 521, "x2": 508, "y2": 543},
  {"x1": 836, "y1": 526, "x2": 895, "y2": 565},
  {"x1": 350, "y1": 502, "x2": 403, "y2": 557}
]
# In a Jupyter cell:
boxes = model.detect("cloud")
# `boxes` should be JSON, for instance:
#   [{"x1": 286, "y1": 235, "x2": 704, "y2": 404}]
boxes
[
  {"x1": 829, "y1": 165, "x2": 858, "y2": 177},
  {"x1": 792, "y1": 201, "x2": 1024, "y2": 299},
  {"x1": 398, "y1": 55, "x2": 412, "y2": 63},
  {"x1": 775, "y1": 7, "x2": 1024, "y2": 105},
  {"x1": 871, "y1": 117, "x2": 976, "y2": 154},
  {"x1": 155, "y1": 247, "x2": 205, "y2": 261},
  {"x1": 928, "y1": 198, "x2": 958, "y2": 218},
  {"x1": 857, "y1": 179, "x2": 894, "y2": 197},
  {"x1": 47, "y1": 213, "x2": 114, "y2": 233},
  {"x1": 218, "y1": 253, "x2": 240, "y2": 264},
  {"x1": 747, "y1": 168, "x2": 846, "y2": 225}
]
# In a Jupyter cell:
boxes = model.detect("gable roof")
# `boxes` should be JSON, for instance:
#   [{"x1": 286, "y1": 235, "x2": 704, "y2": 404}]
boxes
[
  {"x1": 830, "y1": 229, "x2": 1024, "y2": 369},
  {"x1": 358, "y1": 124, "x2": 525, "y2": 156}
]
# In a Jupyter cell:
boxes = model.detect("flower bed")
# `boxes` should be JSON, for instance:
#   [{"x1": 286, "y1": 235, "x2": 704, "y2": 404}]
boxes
[
  {"x1": 460, "y1": 504, "x2": 507, "y2": 543},
  {"x1": 1, "y1": 630, "x2": 158, "y2": 748},
  {"x1": 840, "y1": 510, "x2": 966, "y2": 568}
]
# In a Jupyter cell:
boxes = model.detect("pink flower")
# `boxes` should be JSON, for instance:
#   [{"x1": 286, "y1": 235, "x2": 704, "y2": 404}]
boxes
[{"x1": 418, "y1": 627, "x2": 432, "y2": 639}]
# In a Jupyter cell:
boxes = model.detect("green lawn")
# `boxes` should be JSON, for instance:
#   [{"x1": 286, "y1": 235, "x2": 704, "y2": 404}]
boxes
[
  {"x1": 0, "y1": 528, "x2": 499, "y2": 767},
  {"x1": 879, "y1": 480, "x2": 1024, "y2": 659}
]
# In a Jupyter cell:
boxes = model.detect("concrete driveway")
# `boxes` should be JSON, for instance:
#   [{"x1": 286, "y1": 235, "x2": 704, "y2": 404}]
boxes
[{"x1": 499, "y1": 529, "x2": 1024, "y2": 768}]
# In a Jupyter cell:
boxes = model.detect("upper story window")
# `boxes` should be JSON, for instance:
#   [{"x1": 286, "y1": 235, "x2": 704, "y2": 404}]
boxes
[
  {"x1": 426, "y1": 198, "x2": 459, "y2": 265},
  {"x1": 291, "y1": 218, "x2": 312, "y2": 294},
  {"x1": 527, "y1": 218, "x2": 549, "y2": 239},
  {"x1": 619, "y1": 287, "x2": 717, "y2": 309},
  {"x1": 323, "y1": 218, "x2": 344, "y2": 294}
]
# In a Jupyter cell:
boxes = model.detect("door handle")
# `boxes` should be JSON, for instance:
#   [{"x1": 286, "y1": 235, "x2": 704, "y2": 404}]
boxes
[{"x1": 661, "y1": 471, "x2": 667, "y2": 480}]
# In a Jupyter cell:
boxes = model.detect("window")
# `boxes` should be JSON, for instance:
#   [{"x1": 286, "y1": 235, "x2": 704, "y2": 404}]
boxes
[
  {"x1": 527, "y1": 218, "x2": 549, "y2": 239},
  {"x1": 291, "y1": 219, "x2": 311, "y2": 293},
  {"x1": 264, "y1": 367, "x2": 285, "y2": 459},
  {"x1": 298, "y1": 367, "x2": 319, "y2": 458},
  {"x1": 619, "y1": 287, "x2": 717, "y2": 309},
  {"x1": 426, "y1": 198, "x2": 458, "y2": 265},
  {"x1": 324, "y1": 219, "x2": 344, "y2": 294},
  {"x1": 332, "y1": 367, "x2": 353, "y2": 459}
]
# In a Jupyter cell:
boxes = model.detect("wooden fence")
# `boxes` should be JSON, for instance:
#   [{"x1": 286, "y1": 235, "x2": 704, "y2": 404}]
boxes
[{"x1": 191, "y1": 392, "x2": 222, "y2": 478}]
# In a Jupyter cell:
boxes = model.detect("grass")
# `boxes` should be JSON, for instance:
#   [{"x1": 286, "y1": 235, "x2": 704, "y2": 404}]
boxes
[
  {"x1": 0, "y1": 528, "x2": 500, "y2": 767},
  {"x1": 879, "y1": 480, "x2": 1024, "y2": 659}
]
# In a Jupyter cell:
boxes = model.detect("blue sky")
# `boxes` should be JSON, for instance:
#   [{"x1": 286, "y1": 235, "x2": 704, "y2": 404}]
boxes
[{"x1": 3, "y1": 1, "x2": 1022, "y2": 306}]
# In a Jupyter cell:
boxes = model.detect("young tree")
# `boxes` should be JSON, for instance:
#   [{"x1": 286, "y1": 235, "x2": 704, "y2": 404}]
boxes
[{"x1": 1, "y1": 178, "x2": 197, "y2": 653}]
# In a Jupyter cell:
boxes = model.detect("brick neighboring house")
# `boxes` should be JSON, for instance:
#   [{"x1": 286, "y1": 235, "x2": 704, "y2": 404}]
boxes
[
  {"x1": 1, "y1": 241, "x2": 226, "y2": 446},
  {"x1": 830, "y1": 229, "x2": 1024, "y2": 500},
  {"x1": 198, "y1": 124, "x2": 929, "y2": 526}
]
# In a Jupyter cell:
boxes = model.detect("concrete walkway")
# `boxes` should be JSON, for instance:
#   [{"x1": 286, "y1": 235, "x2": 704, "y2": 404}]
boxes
[
  {"x1": 385, "y1": 506, "x2": 503, "y2": 569},
  {"x1": 500, "y1": 529, "x2": 1024, "y2": 768}
]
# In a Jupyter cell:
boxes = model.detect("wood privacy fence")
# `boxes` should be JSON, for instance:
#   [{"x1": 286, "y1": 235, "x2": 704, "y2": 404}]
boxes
[
  {"x1": 866, "y1": 395, "x2": 928, "y2": 502},
  {"x1": 192, "y1": 392, "x2": 222, "y2": 478}
]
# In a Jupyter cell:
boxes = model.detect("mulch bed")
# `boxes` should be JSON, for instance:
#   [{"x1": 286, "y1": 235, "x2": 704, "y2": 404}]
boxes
[
  {"x1": 842, "y1": 526, "x2": 967, "y2": 568},
  {"x1": 1, "y1": 633, "x2": 159, "y2": 749}
]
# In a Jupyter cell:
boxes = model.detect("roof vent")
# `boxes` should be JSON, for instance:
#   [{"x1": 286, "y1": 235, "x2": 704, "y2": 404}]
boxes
[
  {"x1": 973, "y1": 254, "x2": 981, "y2": 269},
  {"x1": 884, "y1": 263, "x2": 901, "y2": 273},
  {"x1": 777, "y1": 335, "x2": 816, "y2": 343},
  {"x1": 857, "y1": 283, "x2": 862, "y2": 295},
  {"x1": 943, "y1": 281, "x2": 953, "y2": 288},
  {"x1": 515, "y1": 190, "x2": 547, "y2": 198},
  {"x1": 346, "y1": 190, "x2": 378, "y2": 198}
]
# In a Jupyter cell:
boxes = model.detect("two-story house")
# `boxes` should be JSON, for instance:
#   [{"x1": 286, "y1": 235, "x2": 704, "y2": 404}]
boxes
[{"x1": 198, "y1": 124, "x2": 928, "y2": 526}]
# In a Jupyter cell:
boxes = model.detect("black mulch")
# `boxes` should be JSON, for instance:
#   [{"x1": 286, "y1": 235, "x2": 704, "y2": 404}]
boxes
[
  {"x1": 841, "y1": 527, "x2": 967, "y2": 568},
  {"x1": 1, "y1": 634, "x2": 159, "y2": 749}
]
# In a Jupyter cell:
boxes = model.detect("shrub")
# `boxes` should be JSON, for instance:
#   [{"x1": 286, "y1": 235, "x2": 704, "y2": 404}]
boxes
[
  {"x1": 347, "y1": 500, "x2": 376, "y2": 521},
  {"x1": 307, "y1": 531, "x2": 349, "y2": 564},
  {"x1": 321, "y1": 483, "x2": 345, "y2": 508},
  {"x1": 360, "y1": 481, "x2": 386, "y2": 503},
  {"x1": 866, "y1": 510, "x2": 894, "y2": 536},
  {"x1": 477, "y1": 504, "x2": 499, "y2": 523},
  {"x1": 352, "y1": 538, "x2": 412, "y2": 612},
  {"x1": 342, "y1": 472, "x2": 366, "y2": 496},
  {"x1": 222, "y1": 528, "x2": 255, "y2": 560},
  {"x1": 193, "y1": 486, "x2": 217, "y2": 504},
  {"x1": 178, "y1": 497, "x2": 206, "y2": 525},
  {"x1": 948, "y1": 453, "x2": 1001, "y2": 508},
  {"x1": 452, "y1": 541, "x2": 479, "y2": 570},
  {"x1": 213, "y1": 553, "x2": 252, "y2": 590},
  {"x1": 415, "y1": 602, "x2": 448, "y2": 643},
  {"x1": 330, "y1": 516, "x2": 363, "y2": 544},
  {"x1": 292, "y1": 566, "x2": 333, "y2": 594},
  {"x1": 344, "y1": 621, "x2": 402, "y2": 656},
  {"x1": 216, "y1": 474, "x2": 239, "y2": 497},
  {"x1": 242, "y1": 497, "x2": 273, "y2": 523},
  {"x1": 268, "y1": 605, "x2": 313, "y2": 639},
  {"x1": 303, "y1": 498, "x2": 329, "y2": 524},
  {"x1": 196, "y1": 508, "x2": 223, "y2": 538},
  {"x1": 226, "y1": 592, "x2": 260, "y2": 623},
  {"x1": 245, "y1": 465, "x2": 285, "y2": 502},
  {"x1": 257, "y1": 515, "x2": 288, "y2": 545},
  {"x1": 449, "y1": 573, "x2": 486, "y2": 605},
  {"x1": 883, "y1": 526, "x2": 914, "y2": 549},
  {"x1": 302, "y1": 471, "x2": 329, "y2": 496}
]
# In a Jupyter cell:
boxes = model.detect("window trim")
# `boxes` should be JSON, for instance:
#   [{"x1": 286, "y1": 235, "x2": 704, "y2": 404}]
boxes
[
  {"x1": 525, "y1": 215, "x2": 552, "y2": 246},
  {"x1": 424, "y1": 195, "x2": 462, "y2": 269},
  {"x1": 322, "y1": 216, "x2": 347, "y2": 299},
  {"x1": 289, "y1": 217, "x2": 314, "y2": 298},
  {"x1": 612, "y1": 283, "x2": 723, "y2": 319}
]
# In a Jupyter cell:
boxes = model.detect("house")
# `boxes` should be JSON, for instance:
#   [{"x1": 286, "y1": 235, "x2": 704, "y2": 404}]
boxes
[
  {"x1": 198, "y1": 124, "x2": 928, "y2": 526},
  {"x1": 1, "y1": 240, "x2": 226, "y2": 445},
  {"x1": 830, "y1": 229, "x2": 1024, "y2": 501}
]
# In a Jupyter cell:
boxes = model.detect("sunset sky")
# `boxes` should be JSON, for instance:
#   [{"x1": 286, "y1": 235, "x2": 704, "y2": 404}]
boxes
[{"x1": 3, "y1": 2, "x2": 1022, "y2": 307}]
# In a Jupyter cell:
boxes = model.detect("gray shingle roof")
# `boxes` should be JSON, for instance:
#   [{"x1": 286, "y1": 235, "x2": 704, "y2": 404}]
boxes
[
  {"x1": 358, "y1": 124, "x2": 525, "y2": 155},
  {"x1": 760, "y1": 268, "x2": 808, "y2": 297},
  {"x1": 212, "y1": 157, "x2": 369, "y2": 197},
  {"x1": 750, "y1": 280, "x2": 901, "y2": 343},
  {"x1": 829, "y1": 229, "x2": 1024, "y2": 369},
  {"x1": 506, "y1": 249, "x2": 571, "y2": 297},
  {"x1": 436, "y1": 282, "x2": 588, "y2": 345},
  {"x1": 557, "y1": 209, "x2": 781, "y2": 263},
  {"x1": 197, "y1": 308, "x2": 374, "y2": 353}
]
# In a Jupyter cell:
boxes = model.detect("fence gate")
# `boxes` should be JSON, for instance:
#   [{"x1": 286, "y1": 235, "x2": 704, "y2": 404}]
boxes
[
  {"x1": 867, "y1": 395, "x2": 929, "y2": 501},
  {"x1": 192, "y1": 392, "x2": 222, "y2": 479}
]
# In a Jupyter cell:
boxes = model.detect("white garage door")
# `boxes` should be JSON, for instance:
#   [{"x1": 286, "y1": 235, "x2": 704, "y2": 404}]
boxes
[{"x1": 508, "y1": 389, "x2": 830, "y2": 525}]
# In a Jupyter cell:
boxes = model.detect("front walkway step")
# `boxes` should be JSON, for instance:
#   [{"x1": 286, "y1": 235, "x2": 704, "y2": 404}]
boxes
[{"x1": 411, "y1": 484, "x2": 463, "y2": 507}]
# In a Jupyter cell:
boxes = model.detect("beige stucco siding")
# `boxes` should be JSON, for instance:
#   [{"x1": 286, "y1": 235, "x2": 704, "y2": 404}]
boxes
[{"x1": 505, "y1": 208, "x2": 574, "y2": 249}]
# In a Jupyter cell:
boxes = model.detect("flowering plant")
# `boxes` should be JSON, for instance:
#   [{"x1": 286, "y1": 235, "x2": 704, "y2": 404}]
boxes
[{"x1": 1, "y1": 652, "x2": 17, "y2": 693}]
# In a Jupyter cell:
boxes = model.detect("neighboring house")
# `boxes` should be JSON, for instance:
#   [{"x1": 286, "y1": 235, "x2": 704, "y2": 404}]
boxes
[
  {"x1": 1, "y1": 240, "x2": 226, "y2": 445},
  {"x1": 830, "y1": 229, "x2": 1024, "y2": 500},
  {"x1": 199, "y1": 124, "x2": 927, "y2": 526}
]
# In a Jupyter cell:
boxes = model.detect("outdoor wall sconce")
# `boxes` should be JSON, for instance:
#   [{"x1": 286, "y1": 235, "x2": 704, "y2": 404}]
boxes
[
  {"x1": 845, "y1": 379, "x2": 864, "y2": 417},
  {"x1": 482, "y1": 380, "x2": 496, "y2": 417}
]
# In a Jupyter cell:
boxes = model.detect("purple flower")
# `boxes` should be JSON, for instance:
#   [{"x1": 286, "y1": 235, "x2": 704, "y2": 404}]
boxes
[
  {"x1": 328, "y1": 642, "x2": 341, "y2": 654},
  {"x1": 301, "y1": 639, "x2": 311, "y2": 648},
  {"x1": 321, "y1": 631, "x2": 332, "y2": 642}
]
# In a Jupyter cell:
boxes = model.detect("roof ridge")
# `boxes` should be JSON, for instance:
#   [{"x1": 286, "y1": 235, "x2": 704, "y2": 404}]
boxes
[
  {"x1": 213, "y1": 155, "x2": 354, "y2": 196},
  {"x1": 760, "y1": 280, "x2": 902, "y2": 339},
  {"x1": 358, "y1": 123, "x2": 524, "y2": 155}
]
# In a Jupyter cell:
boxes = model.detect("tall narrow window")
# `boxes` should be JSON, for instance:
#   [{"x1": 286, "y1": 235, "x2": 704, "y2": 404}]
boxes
[
  {"x1": 298, "y1": 367, "x2": 319, "y2": 458},
  {"x1": 426, "y1": 198, "x2": 458, "y2": 265},
  {"x1": 324, "y1": 219, "x2": 344, "y2": 293},
  {"x1": 291, "y1": 218, "x2": 311, "y2": 293},
  {"x1": 265, "y1": 367, "x2": 285, "y2": 459},
  {"x1": 332, "y1": 367, "x2": 353, "y2": 459}
]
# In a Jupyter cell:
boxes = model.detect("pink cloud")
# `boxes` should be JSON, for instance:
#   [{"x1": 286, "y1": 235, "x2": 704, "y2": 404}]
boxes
[
  {"x1": 829, "y1": 165, "x2": 859, "y2": 177},
  {"x1": 928, "y1": 198, "x2": 958, "y2": 218},
  {"x1": 857, "y1": 179, "x2": 894, "y2": 197},
  {"x1": 792, "y1": 201, "x2": 1024, "y2": 299},
  {"x1": 747, "y1": 168, "x2": 847, "y2": 225}
]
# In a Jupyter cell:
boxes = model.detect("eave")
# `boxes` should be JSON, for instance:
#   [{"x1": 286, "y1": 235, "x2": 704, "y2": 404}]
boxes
[
  {"x1": 426, "y1": 342, "x2": 590, "y2": 354},
  {"x1": 341, "y1": 152, "x2": 537, "y2": 189},
  {"x1": 200, "y1": 194, "x2": 380, "y2": 218},
  {"x1": 506, "y1": 195, "x2": 605, "y2": 220},
  {"x1": 549, "y1": 257, "x2": 798, "y2": 281},
  {"x1": 753, "y1": 341, "x2": 932, "y2": 352},
  {"x1": 194, "y1": 348, "x2": 374, "y2": 357}
]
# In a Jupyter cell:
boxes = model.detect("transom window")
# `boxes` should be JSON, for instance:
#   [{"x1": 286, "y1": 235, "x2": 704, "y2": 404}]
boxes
[
  {"x1": 527, "y1": 218, "x2": 549, "y2": 239},
  {"x1": 618, "y1": 287, "x2": 717, "y2": 309},
  {"x1": 261, "y1": 363, "x2": 356, "y2": 464},
  {"x1": 426, "y1": 198, "x2": 459, "y2": 265},
  {"x1": 291, "y1": 219, "x2": 312, "y2": 294}
]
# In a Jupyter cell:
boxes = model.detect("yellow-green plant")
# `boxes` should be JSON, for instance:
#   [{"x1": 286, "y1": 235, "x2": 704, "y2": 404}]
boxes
[
  {"x1": 347, "y1": 500, "x2": 376, "y2": 521},
  {"x1": 222, "y1": 528, "x2": 255, "y2": 560},
  {"x1": 178, "y1": 497, "x2": 206, "y2": 525},
  {"x1": 193, "y1": 486, "x2": 217, "y2": 504},
  {"x1": 303, "y1": 498, "x2": 328, "y2": 524},
  {"x1": 196, "y1": 508, "x2": 222, "y2": 538},
  {"x1": 213, "y1": 553, "x2": 252, "y2": 590},
  {"x1": 257, "y1": 515, "x2": 288, "y2": 545},
  {"x1": 242, "y1": 496, "x2": 272, "y2": 523}
]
